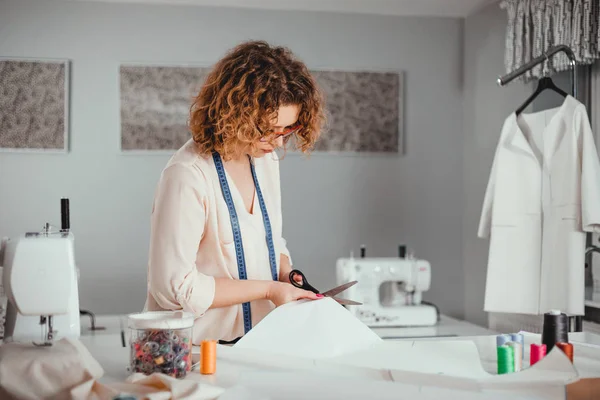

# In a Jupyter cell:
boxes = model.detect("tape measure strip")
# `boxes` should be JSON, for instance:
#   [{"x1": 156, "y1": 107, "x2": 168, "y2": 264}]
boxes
[
  {"x1": 212, "y1": 152, "x2": 277, "y2": 334},
  {"x1": 250, "y1": 158, "x2": 278, "y2": 282}
]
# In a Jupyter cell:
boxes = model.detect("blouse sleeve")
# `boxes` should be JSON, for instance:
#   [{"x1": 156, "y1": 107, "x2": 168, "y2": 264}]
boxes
[{"x1": 147, "y1": 163, "x2": 216, "y2": 316}]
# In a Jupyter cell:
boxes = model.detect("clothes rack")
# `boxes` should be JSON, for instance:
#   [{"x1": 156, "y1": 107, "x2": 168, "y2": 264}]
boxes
[
  {"x1": 496, "y1": 44, "x2": 584, "y2": 333},
  {"x1": 497, "y1": 44, "x2": 577, "y2": 95}
]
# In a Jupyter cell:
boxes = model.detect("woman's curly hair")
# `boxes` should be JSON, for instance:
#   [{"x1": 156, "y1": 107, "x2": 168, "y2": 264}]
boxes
[{"x1": 189, "y1": 40, "x2": 325, "y2": 160}]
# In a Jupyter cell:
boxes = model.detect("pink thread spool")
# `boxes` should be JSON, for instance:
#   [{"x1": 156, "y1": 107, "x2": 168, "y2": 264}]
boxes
[{"x1": 530, "y1": 343, "x2": 546, "y2": 366}]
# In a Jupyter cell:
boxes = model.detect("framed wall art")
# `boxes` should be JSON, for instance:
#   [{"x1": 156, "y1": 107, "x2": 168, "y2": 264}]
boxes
[
  {"x1": 0, "y1": 58, "x2": 70, "y2": 152},
  {"x1": 309, "y1": 68, "x2": 404, "y2": 155},
  {"x1": 119, "y1": 64, "x2": 211, "y2": 152},
  {"x1": 118, "y1": 63, "x2": 404, "y2": 155}
]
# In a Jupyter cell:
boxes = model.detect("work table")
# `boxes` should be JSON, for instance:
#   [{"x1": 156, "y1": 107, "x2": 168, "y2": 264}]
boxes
[
  {"x1": 78, "y1": 313, "x2": 495, "y2": 385},
  {"x1": 7, "y1": 313, "x2": 600, "y2": 399}
]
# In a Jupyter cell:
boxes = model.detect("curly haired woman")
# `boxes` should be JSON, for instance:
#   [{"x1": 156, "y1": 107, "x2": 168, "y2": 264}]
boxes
[{"x1": 145, "y1": 40, "x2": 326, "y2": 343}]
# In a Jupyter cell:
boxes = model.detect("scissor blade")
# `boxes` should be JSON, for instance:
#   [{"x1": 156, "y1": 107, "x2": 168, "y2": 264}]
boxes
[
  {"x1": 321, "y1": 280, "x2": 358, "y2": 297},
  {"x1": 333, "y1": 298, "x2": 362, "y2": 306}
]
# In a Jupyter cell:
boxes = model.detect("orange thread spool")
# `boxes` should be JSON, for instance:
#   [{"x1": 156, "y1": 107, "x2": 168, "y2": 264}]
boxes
[
  {"x1": 200, "y1": 340, "x2": 217, "y2": 374},
  {"x1": 555, "y1": 342, "x2": 574, "y2": 363}
]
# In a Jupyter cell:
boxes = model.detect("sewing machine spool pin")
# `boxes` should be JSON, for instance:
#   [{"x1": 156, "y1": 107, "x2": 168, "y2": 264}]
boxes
[{"x1": 398, "y1": 245, "x2": 407, "y2": 258}]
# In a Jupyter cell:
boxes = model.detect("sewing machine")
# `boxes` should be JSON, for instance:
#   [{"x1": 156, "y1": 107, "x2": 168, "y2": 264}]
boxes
[
  {"x1": 0, "y1": 199, "x2": 80, "y2": 345},
  {"x1": 336, "y1": 246, "x2": 438, "y2": 327}
]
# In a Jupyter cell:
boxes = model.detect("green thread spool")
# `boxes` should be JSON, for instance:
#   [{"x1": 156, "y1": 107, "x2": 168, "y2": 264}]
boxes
[{"x1": 497, "y1": 345, "x2": 515, "y2": 374}]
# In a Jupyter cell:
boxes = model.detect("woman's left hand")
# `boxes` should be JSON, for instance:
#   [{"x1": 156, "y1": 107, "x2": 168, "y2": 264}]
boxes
[
  {"x1": 278, "y1": 254, "x2": 302, "y2": 285},
  {"x1": 267, "y1": 281, "x2": 321, "y2": 307},
  {"x1": 290, "y1": 273, "x2": 303, "y2": 285},
  {"x1": 280, "y1": 272, "x2": 303, "y2": 285}
]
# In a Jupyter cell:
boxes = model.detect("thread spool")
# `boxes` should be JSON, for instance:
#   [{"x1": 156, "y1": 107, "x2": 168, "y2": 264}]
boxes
[
  {"x1": 507, "y1": 341, "x2": 523, "y2": 372},
  {"x1": 200, "y1": 340, "x2": 216, "y2": 375},
  {"x1": 61, "y1": 198, "x2": 70, "y2": 231},
  {"x1": 497, "y1": 345, "x2": 515, "y2": 374},
  {"x1": 496, "y1": 334, "x2": 511, "y2": 347},
  {"x1": 510, "y1": 333, "x2": 524, "y2": 360},
  {"x1": 530, "y1": 343, "x2": 546, "y2": 366},
  {"x1": 541, "y1": 310, "x2": 568, "y2": 353},
  {"x1": 555, "y1": 342, "x2": 574, "y2": 363}
]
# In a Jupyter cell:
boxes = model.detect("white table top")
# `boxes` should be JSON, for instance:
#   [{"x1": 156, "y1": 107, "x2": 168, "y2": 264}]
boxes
[
  {"x1": 78, "y1": 313, "x2": 495, "y2": 385},
  {"x1": 80, "y1": 313, "x2": 494, "y2": 339}
]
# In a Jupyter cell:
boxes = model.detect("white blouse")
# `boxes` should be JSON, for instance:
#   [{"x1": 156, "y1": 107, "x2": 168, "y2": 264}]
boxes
[{"x1": 144, "y1": 139, "x2": 291, "y2": 343}]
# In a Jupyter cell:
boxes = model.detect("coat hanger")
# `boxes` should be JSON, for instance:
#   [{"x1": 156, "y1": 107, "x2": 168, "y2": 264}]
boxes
[{"x1": 515, "y1": 55, "x2": 568, "y2": 115}]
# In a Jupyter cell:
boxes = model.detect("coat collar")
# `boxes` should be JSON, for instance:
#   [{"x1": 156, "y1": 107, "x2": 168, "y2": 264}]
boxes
[{"x1": 506, "y1": 95, "x2": 577, "y2": 164}]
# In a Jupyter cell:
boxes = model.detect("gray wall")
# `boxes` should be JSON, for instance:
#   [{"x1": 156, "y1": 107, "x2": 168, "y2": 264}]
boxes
[
  {"x1": 0, "y1": 0, "x2": 465, "y2": 318},
  {"x1": 462, "y1": 2, "x2": 530, "y2": 326}
]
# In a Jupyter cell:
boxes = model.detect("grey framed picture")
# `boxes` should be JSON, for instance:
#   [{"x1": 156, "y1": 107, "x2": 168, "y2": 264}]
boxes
[
  {"x1": 309, "y1": 68, "x2": 404, "y2": 155},
  {"x1": 119, "y1": 64, "x2": 211, "y2": 152},
  {"x1": 0, "y1": 58, "x2": 70, "y2": 152},
  {"x1": 119, "y1": 64, "x2": 404, "y2": 155}
]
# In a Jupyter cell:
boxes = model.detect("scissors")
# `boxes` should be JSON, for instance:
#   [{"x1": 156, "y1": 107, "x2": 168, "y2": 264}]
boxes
[{"x1": 289, "y1": 269, "x2": 362, "y2": 306}]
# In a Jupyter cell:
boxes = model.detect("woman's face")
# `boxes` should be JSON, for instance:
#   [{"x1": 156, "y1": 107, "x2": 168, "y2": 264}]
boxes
[{"x1": 252, "y1": 104, "x2": 300, "y2": 158}]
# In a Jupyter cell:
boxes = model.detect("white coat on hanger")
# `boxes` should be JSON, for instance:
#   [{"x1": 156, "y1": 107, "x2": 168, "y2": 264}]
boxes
[{"x1": 478, "y1": 95, "x2": 600, "y2": 316}]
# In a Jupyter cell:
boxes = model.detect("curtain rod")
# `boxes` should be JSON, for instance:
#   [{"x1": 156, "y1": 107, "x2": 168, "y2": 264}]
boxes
[{"x1": 497, "y1": 44, "x2": 577, "y2": 96}]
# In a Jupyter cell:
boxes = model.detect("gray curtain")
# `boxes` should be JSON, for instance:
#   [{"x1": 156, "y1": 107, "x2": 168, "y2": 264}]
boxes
[{"x1": 502, "y1": 0, "x2": 600, "y2": 81}]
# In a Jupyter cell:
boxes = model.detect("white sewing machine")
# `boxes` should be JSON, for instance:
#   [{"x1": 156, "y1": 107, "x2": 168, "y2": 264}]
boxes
[
  {"x1": 336, "y1": 246, "x2": 438, "y2": 327},
  {"x1": 0, "y1": 199, "x2": 80, "y2": 345}
]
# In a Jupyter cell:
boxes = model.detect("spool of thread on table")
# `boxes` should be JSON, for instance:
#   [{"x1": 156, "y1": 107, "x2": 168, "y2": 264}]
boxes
[
  {"x1": 530, "y1": 343, "x2": 546, "y2": 366},
  {"x1": 507, "y1": 341, "x2": 523, "y2": 372},
  {"x1": 556, "y1": 342, "x2": 574, "y2": 363},
  {"x1": 541, "y1": 310, "x2": 568, "y2": 353},
  {"x1": 510, "y1": 333, "x2": 524, "y2": 360},
  {"x1": 497, "y1": 345, "x2": 515, "y2": 374},
  {"x1": 496, "y1": 334, "x2": 511, "y2": 347},
  {"x1": 200, "y1": 340, "x2": 216, "y2": 375}
]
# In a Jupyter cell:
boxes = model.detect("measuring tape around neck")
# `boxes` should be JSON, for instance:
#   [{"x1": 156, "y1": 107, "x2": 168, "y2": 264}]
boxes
[{"x1": 212, "y1": 152, "x2": 278, "y2": 334}]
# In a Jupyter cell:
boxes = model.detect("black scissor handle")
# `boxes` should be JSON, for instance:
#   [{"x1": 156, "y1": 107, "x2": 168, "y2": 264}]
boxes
[{"x1": 289, "y1": 269, "x2": 320, "y2": 294}]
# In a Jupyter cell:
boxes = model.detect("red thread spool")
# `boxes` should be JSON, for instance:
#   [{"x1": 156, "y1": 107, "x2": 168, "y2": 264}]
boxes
[
  {"x1": 555, "y1": 342, "x2": 574, "y2": 363},
  {"x1": 530, "y1": 343, "x2": 546, "y2": 366}
]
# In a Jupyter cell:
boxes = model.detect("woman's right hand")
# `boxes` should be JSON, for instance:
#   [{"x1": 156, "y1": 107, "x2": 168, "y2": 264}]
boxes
[{"x1": 266, "y1": 281, "x2": 322, "y2": 307}]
